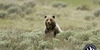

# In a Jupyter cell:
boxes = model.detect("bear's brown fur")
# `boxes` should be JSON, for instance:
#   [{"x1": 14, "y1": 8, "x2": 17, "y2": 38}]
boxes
[{"x1": 44, "y1": 15, "x2": 62, "y2": 37}]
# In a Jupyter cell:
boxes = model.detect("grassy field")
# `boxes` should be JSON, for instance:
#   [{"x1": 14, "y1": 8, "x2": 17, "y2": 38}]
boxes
[{"x1": 0, "y1": 0, "x2": 100, "y2": 50}]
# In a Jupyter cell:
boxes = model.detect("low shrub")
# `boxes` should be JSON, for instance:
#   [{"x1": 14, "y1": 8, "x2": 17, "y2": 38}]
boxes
[
  {"x1": 25, "y1": 7, "x2": 33, "y2": 14},
  {"x1": 74, "y1": 32, "x2": 92, "y2": 41},
  {"x1": 52, "y1": 1, "x2": 67, "y2": 8},
  {"x1": 63, "y1": 31, "x2": 74, "y2": 40},
  {"x1": 92, "y1": 22, "x2": 97, "y2": 27},
  {"x1": 0, "y1": 40, "x2": 11, "y2": 50},
  {"x1": 24, "y1": 1, "x2": 36, "y2": 8},
  {"x1": 21, "y1": 32, "x2": 40, "y2": 41},
  {"x1": 57, "y1": 30, "x2": 74, "y2": 40},
  {"x1": 0, "y1": 11, "x2": 8, "y2": 19},
  {"x1": 68, "y1": 36, "x2": 82, "y2": 45},
  {"x1": 0, "y1": 28, "x2": 100, "y2": 50},
  {"x1": 7, "y1": 6, "x2": 22, "y2": 14},
  {"x1": 19, "y1": 4, "x2": 27, "y2": 11},
  {"x1": 86, "y1": 25, "x2": 92, "y2": 30},
  {"x1": 84, "y1": 15, "x2": 95, "y2": 21},
  {"x1": 17, "y1": 39, "x2": 32, "y2": 50},
  {"x1": 0, "y1": 2, "x2": 17, "y2": 10},
  {"x1": 8, "y1": 13, "x2": 21, "y2": 19},
  {"x1": 0, "y1": 2, "x2": 4, "y2": 10},
  {"x1": 7, "y1": 6, "x2": 24, "y2": 17},
  {"x1": 92, "y1": 29, "x2": 100, "y2": 35},
  {"x1": 89, "y1": 35, "x2": 100, "y2": 44},
  {"x1": 93, "y1": 0, "x2": 100, "y2": 4},
  {"x1": 3, "y1": 3, "x2": 17, "y2": 10},
  {"x1": 84, "y1": 16, "x2": 91, "y2": 20},
  {"x1": 76, "y1": 4, "x2": 90, "y2": 10},
  {"x1": 52, "y1": 38, "x2": 60, "y2": 46},
  {"x1": 93, "y1": 9, "x2": 100, "y2": 17},
  {"x1": 26, "y1": 46, "x2": 35, "y2": 50},
  {"x1": 75, "y1": 44, "x2": 85, "y2": 50},
  {"x1": 38, "y1": 40, "x2": 53, "y2": 50}
]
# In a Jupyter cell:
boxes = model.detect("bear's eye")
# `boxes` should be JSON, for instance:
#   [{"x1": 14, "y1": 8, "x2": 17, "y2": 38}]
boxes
[
  {"x1": 46, "y1": 19, "x2": 48, "y2": 21},
  {"x1": 50, "y1": 19, "x2": 52, "y2": 21}
]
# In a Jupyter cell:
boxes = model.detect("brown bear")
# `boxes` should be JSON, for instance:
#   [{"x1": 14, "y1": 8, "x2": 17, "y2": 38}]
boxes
[{"x1": 44, "y1": 15, "x2": 62, "y2": 37}]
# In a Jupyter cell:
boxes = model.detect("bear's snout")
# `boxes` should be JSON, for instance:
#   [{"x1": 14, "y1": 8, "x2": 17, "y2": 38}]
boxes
[{"x1": 47, "y1": 22, "x2": 51, "y2": 25}]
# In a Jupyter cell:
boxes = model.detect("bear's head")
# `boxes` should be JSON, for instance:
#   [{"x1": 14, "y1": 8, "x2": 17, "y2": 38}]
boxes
[{"x1": 44, "y1": 15, "x2": 56, "y2": 30}]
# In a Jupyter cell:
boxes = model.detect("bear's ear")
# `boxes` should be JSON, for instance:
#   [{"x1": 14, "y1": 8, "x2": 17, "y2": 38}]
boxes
[
  {"x1": 52, "y1": 15, "x2": 55, "y2": 19},
  {"x1": 44, "y1": 16, "x2": 47, "y2": 18}
]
